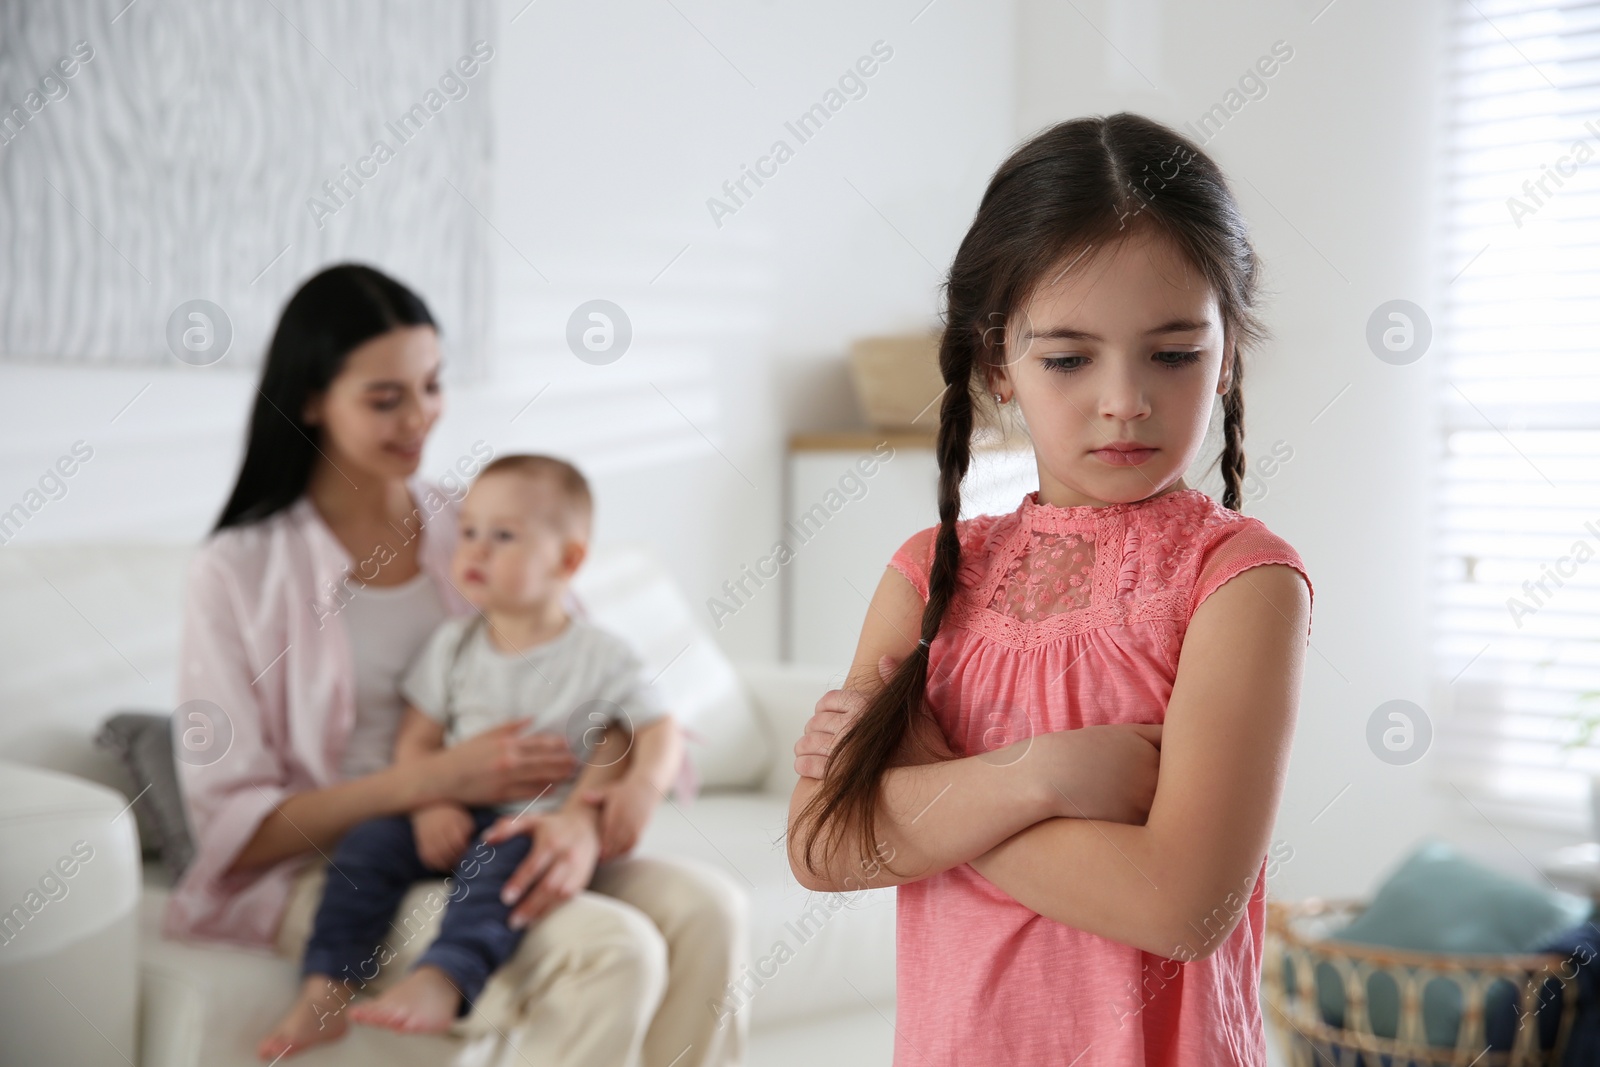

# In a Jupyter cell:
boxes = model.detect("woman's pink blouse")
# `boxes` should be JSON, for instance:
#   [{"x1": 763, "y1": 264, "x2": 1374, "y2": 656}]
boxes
[
  {"x1": 163, "y1": 478, "x2": 475, "y2": 946},
  {"x1": 886, "y1": 488, "x2": 1313, "y2": 1067}
]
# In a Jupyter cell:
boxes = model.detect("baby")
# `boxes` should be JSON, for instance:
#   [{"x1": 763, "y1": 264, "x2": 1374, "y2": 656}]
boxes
[{"x1": 259, "y1": 454, "x2": 683, "y2": 1058}]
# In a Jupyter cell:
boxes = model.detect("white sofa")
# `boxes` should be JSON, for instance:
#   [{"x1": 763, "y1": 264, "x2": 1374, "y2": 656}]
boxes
[{"x1": 0, "y1": 540, "x2": 897, "y2": 1067}]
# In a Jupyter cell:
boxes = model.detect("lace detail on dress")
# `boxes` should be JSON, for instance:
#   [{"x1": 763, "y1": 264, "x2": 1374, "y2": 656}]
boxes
[
  {"x1": 955, "y1": 513, "x2": 1008, "y2": 595},
  {"x1": 986, "y1": 529, "x2": 1097, "y2": 621},
  {"x1": 1116, "y1": 523, "x2": 1141, "y2": 598},
  {"x1": 893, "y1": 487, "x2": 1310, "y2": 652},
  {"x1": 936, "y1": 488, "x2": 1256, "y2": 650}
]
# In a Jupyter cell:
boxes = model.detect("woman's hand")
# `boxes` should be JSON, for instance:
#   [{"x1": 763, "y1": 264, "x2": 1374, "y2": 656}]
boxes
[
  {"x1": 1013, "y1": 723, "x2": 1163, "y2": 825},
  {"x1": 482, "y1": 807, "x2": 601, "y2": 930},
  {"x1": 413, "y1": 802, "x2": 475, "y2": 872},
  {"x1": 425, "y1": 722, "x2": 579, "y2": 807},
  {"x1": 578, "y1": 778, "x2": 659, "y2": 862}
]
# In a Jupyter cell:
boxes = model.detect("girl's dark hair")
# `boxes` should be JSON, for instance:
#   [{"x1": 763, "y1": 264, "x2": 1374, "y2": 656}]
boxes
[
  {"x1": 793, "y1": 112, "x2": 1267, "y2": 882},
  {"x1": 212, "y1": 264, "x2": 437, "y2": 532}
]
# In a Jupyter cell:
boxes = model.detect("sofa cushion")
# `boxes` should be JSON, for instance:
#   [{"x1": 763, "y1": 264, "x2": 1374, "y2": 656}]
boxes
[
  {"x1": 635, "y1": 791, "x2": 896, "y2": 1026},
  {"x1": 733, "y1": 661, "x2": 847, "y2": 798},
  {"x1": 134, "y1": 791, "x2": 897, "y2": 1063},
  {"x1": 1313, "y1": 838, "x2": 1592, "y2": 1049},
  {"x1": 137, "y1": 875, "x2": 460, "y2": 1067},
  {"x1": 572, "y1": 544, "x2": 774, "y2": 790},
  {"x1": 1333, "y1": 838, "x2": 1591, "y2": 954},
  {"x1": 95, "y1": 711, "x2": 194, "y2": 879}
]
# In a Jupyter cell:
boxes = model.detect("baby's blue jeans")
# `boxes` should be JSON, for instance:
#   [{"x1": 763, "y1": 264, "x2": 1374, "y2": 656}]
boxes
[{"x1": 300, "y1": 807, "x2": 533, "y2": 1016}]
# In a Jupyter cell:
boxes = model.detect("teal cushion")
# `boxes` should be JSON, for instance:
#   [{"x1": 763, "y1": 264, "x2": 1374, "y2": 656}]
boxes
[
  {"x1": 1335, "y1": 839, "x2": 1591, "y2": 953},
  {"x1": 1303, "y1": 838, "x2": 1591, "y2": 1048}
]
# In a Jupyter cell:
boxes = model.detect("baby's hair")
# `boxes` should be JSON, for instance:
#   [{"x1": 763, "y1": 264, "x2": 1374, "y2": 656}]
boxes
[
  {"x1": 477, "y1": 453, "x2": 593, "y2": 539},
  {"x1": 792, "y1": 112, "x2": 1268, "y2": 883}
]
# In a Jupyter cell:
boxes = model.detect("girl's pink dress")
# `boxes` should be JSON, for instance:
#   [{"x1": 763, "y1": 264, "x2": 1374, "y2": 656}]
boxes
[{"x1": 887, "y1": 486, "x2": 1313, "y2": 1067}]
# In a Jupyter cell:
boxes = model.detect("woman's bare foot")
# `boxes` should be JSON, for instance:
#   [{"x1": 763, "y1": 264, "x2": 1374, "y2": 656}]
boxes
[
  {"x1": 347, "y1": 965, "x2": 462, "y2": 1034},
  {"x1": 258, "y1": 975, "x2": 351, "y2": 1060}
]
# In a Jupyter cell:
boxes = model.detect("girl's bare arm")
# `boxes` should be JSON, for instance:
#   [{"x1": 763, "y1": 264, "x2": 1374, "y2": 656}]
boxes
[
  {"x1": 786, "y1": 565, "x2": 1060, "y2": 891},
  {"x1": 967, "y1": 564, "x2": 1309, "y2": 960}
]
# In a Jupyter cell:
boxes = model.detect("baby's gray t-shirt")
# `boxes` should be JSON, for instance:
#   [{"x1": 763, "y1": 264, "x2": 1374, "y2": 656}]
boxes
[{"x1": 399, "y1": 614, "x2": 668, "y2": 815}]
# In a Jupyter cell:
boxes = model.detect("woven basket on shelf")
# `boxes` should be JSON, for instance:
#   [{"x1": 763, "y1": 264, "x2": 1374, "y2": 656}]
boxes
[
  {"x1": 1264, "y1": 898, "x2": 1582, "y2": 1067},
  {"x1": 848, "y1": 332, "x2": 943, "y2": 431}
]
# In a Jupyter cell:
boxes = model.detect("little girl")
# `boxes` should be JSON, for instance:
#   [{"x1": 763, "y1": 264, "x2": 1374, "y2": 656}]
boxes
[{"x1": 787, "y1": 112, "x2": 1314, "y2": 1066}]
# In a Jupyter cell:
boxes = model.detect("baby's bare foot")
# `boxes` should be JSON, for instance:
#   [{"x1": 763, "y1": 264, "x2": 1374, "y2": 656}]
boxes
[
  {"x1": 258, "y1": 975, "x2": 351, "y2": 1060},
  {"x1": 348, "y1": 965, "x2": 462, "y2": 1034}
]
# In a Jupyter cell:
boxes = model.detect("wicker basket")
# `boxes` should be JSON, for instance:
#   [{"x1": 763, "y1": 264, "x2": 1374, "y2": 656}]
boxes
[
  {"x1": 1264, "y1": 898, "x2": 1582, "y2": 1067},
  {"x1": 848, "y1": 332, "x2": 943, "y2": 431}
]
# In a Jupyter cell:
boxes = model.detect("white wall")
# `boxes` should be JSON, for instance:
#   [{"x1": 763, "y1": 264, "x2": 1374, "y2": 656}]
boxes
[
  {"x1": 481, "y1": 0, "x2": 1017, "y2": 662},
  {"x1": 0, "y1": 0, "x2": 1016, "y2": 672}
]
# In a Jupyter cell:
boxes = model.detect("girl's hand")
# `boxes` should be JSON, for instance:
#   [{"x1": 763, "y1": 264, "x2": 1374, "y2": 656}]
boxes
[
  {"x1": 482, "y1": 808, "x2": 601, "y2": 929},
  {"x1": 795, "y1": 655, "x2": 929, "y2": 779},
  {"x1": 794, "y1": 688, "x2": 865, "y2": 780},
  {"x1": 427, "y1": 722, "x2": 579, "y2": 807},
  {"x1": 1013, "y1": 724, "x2": 1163, "y2": 825},
  {"x1": 412, "y1": 802, "x2": 475, "y2": 872},
  {"x1": 794, "y1": 651, "x2": 1160, "y2": 824}
]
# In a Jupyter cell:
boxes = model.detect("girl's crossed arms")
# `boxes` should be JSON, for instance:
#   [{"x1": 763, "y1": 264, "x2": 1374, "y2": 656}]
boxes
[{"x1": 788, "y1": 548, "x2": 1307, "y2": 961}]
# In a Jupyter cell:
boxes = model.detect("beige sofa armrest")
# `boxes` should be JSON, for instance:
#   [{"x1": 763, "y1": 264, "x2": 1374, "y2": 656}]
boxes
[
  {"x1": 0, "y1": 763, "x2": 141, "y2": 1067},
  {"x1": 732, "y1": 661, "x2": 846, "y2": 799}
]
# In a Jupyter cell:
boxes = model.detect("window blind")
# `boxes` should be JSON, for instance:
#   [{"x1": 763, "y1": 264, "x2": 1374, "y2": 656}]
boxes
[{"x1": 1436, "y1": 0, "x2": 1600, "y2": 832}]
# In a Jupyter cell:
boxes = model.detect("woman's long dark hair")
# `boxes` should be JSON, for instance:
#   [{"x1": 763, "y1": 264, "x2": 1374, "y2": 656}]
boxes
[
  {"x1": 212, "y1": 264, "x2": 437, "y2": 532},
  {"x1": 793, "y1": 113, "x2": 1269, "y2": 882}
]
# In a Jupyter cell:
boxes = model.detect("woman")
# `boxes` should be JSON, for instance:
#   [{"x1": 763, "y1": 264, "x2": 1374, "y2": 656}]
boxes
[{"x1": 166, "y1": 263, "x2": 748, "y2": 1066}]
